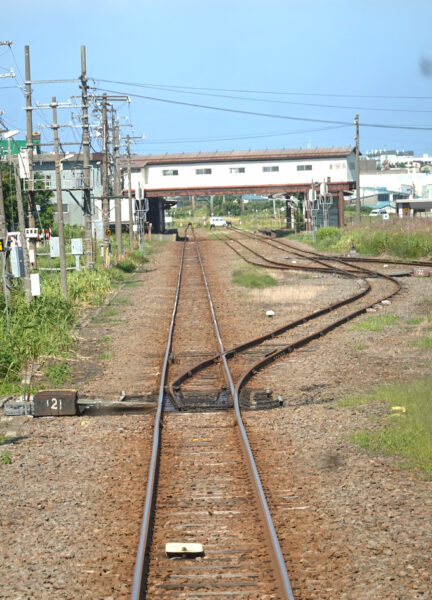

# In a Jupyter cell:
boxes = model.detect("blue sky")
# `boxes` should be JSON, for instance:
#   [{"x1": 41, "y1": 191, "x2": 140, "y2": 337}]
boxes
[{"x1": 2, "y1": 0, "x2": 432, "y2": 156}]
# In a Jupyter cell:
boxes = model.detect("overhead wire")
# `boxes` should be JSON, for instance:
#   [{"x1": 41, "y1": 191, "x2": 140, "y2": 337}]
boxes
[
  {"x1": 132, "y1": 124, "x2": 350, "y2": 145},
  {"x1": 90, "y1": 85, "x2": 432, "y2": 131},
  {"x1": 91, "y1": 78, "x2": 432, "y2": 114},
  {"x1": 93, "y1": 78, "x2": 432, "y2": 101}
]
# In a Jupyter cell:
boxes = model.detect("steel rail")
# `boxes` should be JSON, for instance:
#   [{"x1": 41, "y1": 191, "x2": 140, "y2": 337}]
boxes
[
  {"x1": 243, "y1": 226, "x2": 432, "y2": 269},
  {"x1": 234, "y1": 270, "x2": 401, "y2": 392},
  {"x1": 169, "y1": 227, "x2": 373, "y2": 400},
  {"x1": 190, "y1": 227, "x2": 295, "y2": 600},
  {"x1": 132, "y1": 225, "x2": 294, "y2": 599},
  {"x1": 169, "y1": 229, "x2": 400, "y2": 408},
  {"x1": 131, "y1": 227, "x2": 190, "y2": 600},
  {"x1": 168, "y1": 277, "x2": 372, "y2": 400},
  {"x1": 224, "y1": 227, "x2": 402, "y2": 387},
  {"x1": 225, "y1": 233, "x2": 369, "y2": 277},
  {"x1": 229, "y1": 227, "x2": 405, "y2": 290},
  {"x1": 228, "y1": 227, "x2": 376, "y2": 277},
  {"x1": 332, "y1": 254, "x2": 432, "y2": 267}
]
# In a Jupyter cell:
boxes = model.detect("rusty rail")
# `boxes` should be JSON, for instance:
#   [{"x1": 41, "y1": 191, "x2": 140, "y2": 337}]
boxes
[
  {"x1": 131, "y1": 226, "x2": 190, "y2": 599},
  {"x1": 170, "y1": 228, "x2": 400, "y2": 414},
  {"x1": 132, "y1": 225, "x2": 295, "y2": 600},
  {"x1": 239, "y1": 226, "x2": 432, "y2": 269},
  {"x1": 190, "y1": 226, "x2": 295, "y2": 599}
]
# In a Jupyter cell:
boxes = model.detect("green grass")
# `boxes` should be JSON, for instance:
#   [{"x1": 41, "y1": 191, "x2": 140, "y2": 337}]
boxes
[
  {"x1": 0, "y1": 248, "x2": 148, "y2": 396},
  {"x1": 98, "y1": 352, "x2": 113, "y2": 360},
  {"x1": 411, "y1": 335, "x2": 432, "y2": 349},
  {"x1": 339, "y1": 378, "x2": 432, "y2": 476},
  {"x1": 44, "y1": 361, "x2": 70, "y2": 386},
  {"x1": 294, "y1": 224, "x2": 432, "y2": 260},
  {"x1": 232, "y1": 268, "x2": 277, "y2": 289},
  {"x1": 101, "y1": 308, "x2": 118, "y2": 317},
  {"x1": 0, "y1": 449, "x2": 12, "y2": 465},
  {"x1": 110, "y1": 296, "x2": 132, "y2": 306},
  {"x1": 350, "y1": 313, "x2": 399, "y2": 331},
  {"x1": 354, "y1": 343, "x2": 367, "y2": 350},
  {"x1": 407, "y1": 317, "x2": 424, "y2": 325}
]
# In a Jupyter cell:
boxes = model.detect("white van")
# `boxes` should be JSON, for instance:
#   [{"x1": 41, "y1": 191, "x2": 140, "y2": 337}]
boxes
[
  {"x1": 210, "y1": 217, "x2": 227, "y2": 227},
  {"x1": 370, "y1": 209, "x2": 387, "y2": 217}
]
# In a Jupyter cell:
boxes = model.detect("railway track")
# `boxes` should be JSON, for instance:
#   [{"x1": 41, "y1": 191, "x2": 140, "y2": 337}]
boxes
[
  {"x1": 132, "y1": 225, "x2": 427, "y2": 598},
  {"x1": 132, "y1": 226, "x2": 294, "y2": 599},
  {"x1": 170, "y1": 226, "x2": 402, "y2": 409}
]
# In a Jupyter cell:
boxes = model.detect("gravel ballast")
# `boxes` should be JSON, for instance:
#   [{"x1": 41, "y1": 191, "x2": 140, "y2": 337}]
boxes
[{"x1": 1, "y1": 233, "x2": 431, "y2": 599}]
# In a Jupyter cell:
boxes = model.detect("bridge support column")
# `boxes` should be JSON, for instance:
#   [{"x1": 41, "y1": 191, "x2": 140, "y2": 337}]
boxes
[
  {"x1": 337, "y1": 190, "x2": 344, "y2": 227},
  {"x1": 305, "y1": 191, "x2": 311, "y2": 232}
]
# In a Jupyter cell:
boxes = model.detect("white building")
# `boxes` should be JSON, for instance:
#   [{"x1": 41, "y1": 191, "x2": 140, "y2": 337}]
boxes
[
  {"x1": 123, "y1": 147, "x2": 357, "y2": 230},
  {"x1": 131, "y1": 147, "x2": 356, "y2": 193}
]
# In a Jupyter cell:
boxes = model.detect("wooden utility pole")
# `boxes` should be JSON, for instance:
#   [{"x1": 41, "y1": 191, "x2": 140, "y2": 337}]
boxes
[
  {"x1": 52, "y1": 97, "x2": 68, "y2": 298},
  {"x1": 101, "y1": 94, "x2": 110, "y2": 260},
  {"x1": 14, "y1": 165, "x2": 32, "y2": 302},
  {"x1": 112, "y1": 116, "x2": 122, "y2": 256},
  {"x1": 126, "y1": 134, "x2": 134, "y2": 249},
  {"x1": 355, "y1": 114, "x2": 361, "y2": 223},
  {"x1": 0, "y1": 162, "x2": 9, "y2": 297},
  {"x1": 24, "y1": 45, "x2": 37, "y2": 268},
  {"x1": 0, "y1": 162, "x2": 6, "y2": 243},
  {"x1": 80, "y1": 45, "x2": 93, "y2": 266}
]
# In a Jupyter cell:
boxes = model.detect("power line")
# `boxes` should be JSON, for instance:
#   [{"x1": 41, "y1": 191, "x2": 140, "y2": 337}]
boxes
[
  {"x1": 93, "y1": 78, "x2": 432, "y2": 101},
  {"x1": 90, "y1": 85, "x2": 432, "y2": 131},
  {"x1": 134, "y1": 124, "x2": 349, "y2": 145},
  {"x1": 91, "y1": 78, "x2": 432, "y2": 114}
]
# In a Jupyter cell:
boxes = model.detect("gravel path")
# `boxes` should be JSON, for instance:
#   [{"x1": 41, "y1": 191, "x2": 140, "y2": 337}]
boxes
[{"x1": 1, "y1": 232, "x2": 431, "y2": 599}]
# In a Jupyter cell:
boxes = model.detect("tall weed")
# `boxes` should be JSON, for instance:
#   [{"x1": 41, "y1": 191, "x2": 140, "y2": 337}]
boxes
[{"x1": 301, "y1": 220, "x2": 432, "y2": 259}]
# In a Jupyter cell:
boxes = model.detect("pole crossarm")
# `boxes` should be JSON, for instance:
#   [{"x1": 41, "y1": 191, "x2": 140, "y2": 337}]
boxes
[
  {"x1": 26, "y1": 103, "x2": 84, "y2": 110},
  {"x1": 28, "y1": 79, "x2": 80, "y2": 85},
  {"x1": 0, "y1": 69, "x2": 15, "y2": 79}
]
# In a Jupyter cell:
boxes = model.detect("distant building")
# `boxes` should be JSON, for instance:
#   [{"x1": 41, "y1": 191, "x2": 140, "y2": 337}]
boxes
[
  {"x1": 125, "y1": 147, "x2": 358, "y2": 230},
  {"x1": 364, "y1": 149, "x2": 414, "y2": 169}
]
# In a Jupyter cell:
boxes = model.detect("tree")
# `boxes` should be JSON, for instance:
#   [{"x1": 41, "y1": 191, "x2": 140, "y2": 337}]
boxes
[{"x1": 0, "y1": 163, "x2": 55, "y2": 231}]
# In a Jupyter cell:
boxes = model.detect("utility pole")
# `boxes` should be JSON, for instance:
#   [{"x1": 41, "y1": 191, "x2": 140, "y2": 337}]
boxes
[
  {"x1": 24, "y1": 45, "x2": 37, "y2": 268},
  {"x1": 0, "y1": 159, "x2": 6, "y2": 243},
  {"x1": 80, "y1": 45, "x2": 92, "y2": 266},
  {"x1": 112, "y1": 114, "x2": 122, "y2": 256},
  {"x1": 126, "y1": 134, "x2": 134, "y2": 249},
  {"x1": 191, "y1": 195, "x2": 195, "y2": 217},
  {"x1": 52, "y1": 97, "x2": 68, "y2": 299},
  {"x1": 101, "y1": 94, "x2": 110, "y2": 262},
  {"x1": 0, "y1": 157, "x2": 9, "y2": 298},
  {"x1": 14, "y1": 164, "x2": 32, "y2": 302},
  {"x1": 355, "y1": 114, "x2": 361, "y2": 224}
]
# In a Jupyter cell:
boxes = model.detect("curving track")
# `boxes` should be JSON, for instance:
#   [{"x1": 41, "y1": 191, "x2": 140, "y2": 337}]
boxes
[
  {"x1": 171, "y1": 226, "x2": 402, "y2": 408},
  {"x1": 132, "y1": 225, "x2": 428, "y2": 599}
]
